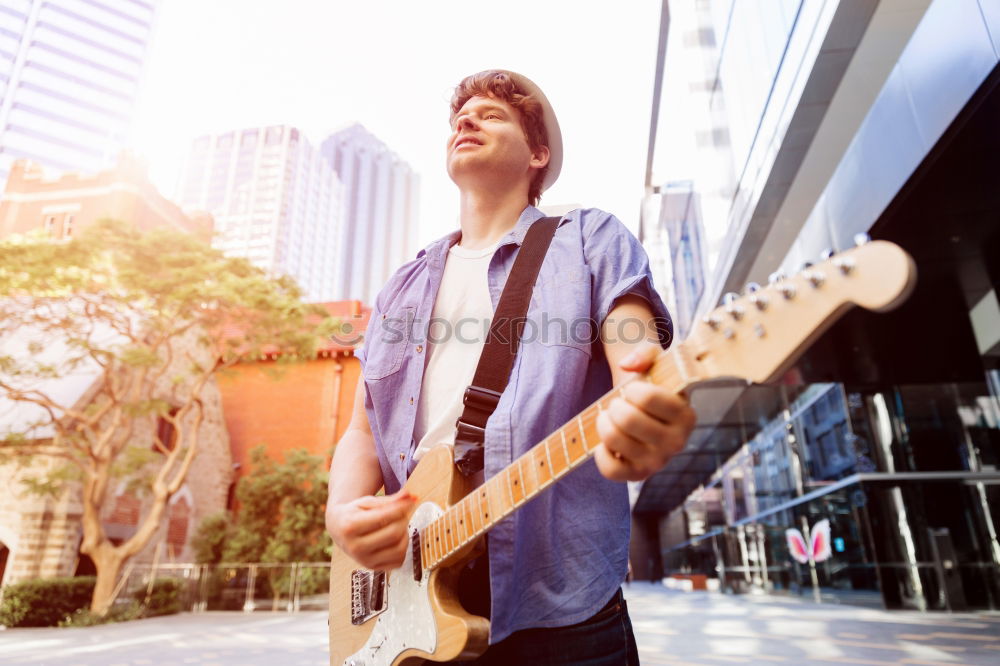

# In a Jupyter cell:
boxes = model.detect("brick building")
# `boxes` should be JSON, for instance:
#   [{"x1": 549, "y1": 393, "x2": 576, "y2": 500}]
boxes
[
  {"x1": 0, "y1": 156, "x2": 222, "y2": 586},
  {"x1": 0, "y1": 155, "x2": 212, "y2": 242},
  {"x1": 217, "y1": 300, "x2": 371, "y2": 483}
]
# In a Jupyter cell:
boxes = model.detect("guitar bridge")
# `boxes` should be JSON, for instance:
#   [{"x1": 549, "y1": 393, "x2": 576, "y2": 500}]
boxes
[{"x1": 350, "y1": 569, "x2": 387, "y2": 625}]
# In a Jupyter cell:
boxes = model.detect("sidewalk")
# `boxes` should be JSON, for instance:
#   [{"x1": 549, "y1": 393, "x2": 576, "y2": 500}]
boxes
[
  {"x1": 1, "y1": 583, "x2": 998, "y2": 665},
  {"x1": 625, "y1": 582, "x2": 1000, "y2": 665}
]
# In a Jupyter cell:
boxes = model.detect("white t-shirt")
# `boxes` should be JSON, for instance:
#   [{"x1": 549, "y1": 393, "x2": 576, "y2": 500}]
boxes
[{"x1": 412, "y1": 241, "x2": 496, "y2": 461}]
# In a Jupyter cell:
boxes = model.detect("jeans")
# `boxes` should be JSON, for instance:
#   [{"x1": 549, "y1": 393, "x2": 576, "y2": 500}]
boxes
[{"x1": 443, "y1": 589, "x2": 640, "y2": 665}]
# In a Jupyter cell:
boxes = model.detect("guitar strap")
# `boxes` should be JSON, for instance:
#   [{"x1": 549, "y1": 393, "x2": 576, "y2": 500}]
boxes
[{"x1": 453, "y1": 216, "x2": 562, "y2": 476}]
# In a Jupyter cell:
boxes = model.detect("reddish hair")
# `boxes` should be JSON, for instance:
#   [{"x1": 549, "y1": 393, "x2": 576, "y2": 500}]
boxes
[{"x1": 450, "y1": 70, "x2": 549, "y2": 206}]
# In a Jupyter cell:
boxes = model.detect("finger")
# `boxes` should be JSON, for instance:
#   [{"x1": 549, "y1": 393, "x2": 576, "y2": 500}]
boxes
[
  {"x1": 594, "y1": 443, "x2": 647, "y2": 482},
  {"x1": 367, "y1": 531, "x2": 411, "y2": 570},
  {"x1": 596, "y1": 410, "x2": 652, "y2": 463},
  {"x1": 355, "y1": 490, "x2": 417, "y2": 510},
  {"x1": 606, "y1": 397, "x2": 667, "y2": 450},
  {"x1": 354, "y1": 519, "x2": 411, "y2": 557},
  {"x1": 621, "y1": 382, "x2": 692, "y2": 424},
  {"x1": 343, "y1": 501, "x2": 412, "y2": 538},
  {"x1": 617, "y1": 342, "x2": 661, "y2": 373}
]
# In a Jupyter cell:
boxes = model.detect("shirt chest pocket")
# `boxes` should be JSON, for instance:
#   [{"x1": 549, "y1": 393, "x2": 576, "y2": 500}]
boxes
[
  {"x1": 528, "y1": 266, "x2": 593, "y2": 356},
  {"x1": 363, "y1": 306, "x2": 415, "y2": 380}
]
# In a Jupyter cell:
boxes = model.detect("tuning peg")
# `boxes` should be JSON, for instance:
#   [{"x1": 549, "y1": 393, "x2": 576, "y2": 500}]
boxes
[
  {"x1": 820, "y1": 248, "x2": 835, "y2": 260},
  {"x1": 778, "y1": 282, "x2": 796, "y2": 300},
  {"x1": 834, "y1": 256, "x2": 855, "y2": 274},
  {"x1": 768, "y1": 271, "x2": 786, "y2": 285},
  {"x1": 803, "y1": 269, "x2": 826, "y2": 287},
  {"x1": 703, "y1": 313, "x2": 722, "y2": 330},
  {"x1": 853, "y1": 232, "x2": 870, "y2": 246},
  {"x1": 722, "y1": 292, "x2": 744, "y2": 320},
  {"x1": 801, "y1": 261, "x2": 814, "y2": 270},
  {"x1": 746, "y1": 282, "x2": 768, "y2": 310}
]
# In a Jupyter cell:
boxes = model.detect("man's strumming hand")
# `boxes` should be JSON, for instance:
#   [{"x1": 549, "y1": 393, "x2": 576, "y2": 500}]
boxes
[{"x1": 327, "y1": 491, "x2": 417, "y2": 570}]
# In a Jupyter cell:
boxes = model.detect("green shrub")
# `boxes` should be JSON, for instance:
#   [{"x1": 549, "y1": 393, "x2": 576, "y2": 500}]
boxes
[
  {"x1": 0, "y1": 576, "x2": 96, "y2": 627},
  {"x1": 0, "y1": 575, "x2": 184, "y2": 628},
  {"x1": 136, "y1": 578, "x2": 183, "y2": 617},
  {"x1": 59, "y1": 601, "x2": 143, "y2": 627}
]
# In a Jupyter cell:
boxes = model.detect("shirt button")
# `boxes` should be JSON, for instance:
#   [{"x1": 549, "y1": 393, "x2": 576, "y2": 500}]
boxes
[
  {"x1": 399, "y1": 453, "x2": 405, "y2": 461},
  {"x1": 409, "y1": 396, "x2": 414, "y2": 405},
  {"x1": 416, "y1": 345, "x2": 423, "y2": 353}
]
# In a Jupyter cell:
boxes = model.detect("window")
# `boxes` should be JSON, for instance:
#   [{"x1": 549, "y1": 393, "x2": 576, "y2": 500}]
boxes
[
  {"x1": 265, "y1": 126, "x2": 283, "y2": 146},
  {"x1": 43, "y1": 215, "x2": 55, "y2": 234},
  {"x1": 153, "y1": 408, "x2": 179, "y2": 453},
  {"x1": 62, "y1": 215, "x2": 73, "y2": 238}
]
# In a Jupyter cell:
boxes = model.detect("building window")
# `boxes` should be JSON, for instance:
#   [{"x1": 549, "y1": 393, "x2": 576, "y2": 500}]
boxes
[
  {"x1": 108, "y1": 492, "x2": 141, "y2": 526},
  {"x1": 154, "y1": 408, "x2": 179, "y2": 453},
  {"x1": 166, "y1": 497, "x2": 190, "y2": 554},
  {"x1": 265, "y1": 126, "x2": 283, "y2": 146},
  {"x1": 62, "y1": 216, "x2": 73, "y2": 239},
  {"x1": 44, "y1": 216, "x2": 56, "y2": 234}
]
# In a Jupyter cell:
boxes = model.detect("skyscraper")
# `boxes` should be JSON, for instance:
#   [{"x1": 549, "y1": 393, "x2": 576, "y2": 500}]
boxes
[
  {"x1": 177, "y1": 126, "x2": 343, "y2": 302},
  {"x1": 321, "y1": 124, "x2": 418, "y2": 304},
  {"x1": 0, "y1": 0, "x2": 159, "y2": 185},
  {"x1": 641, "y1": 181, "x2": 706, "y2": 341}
]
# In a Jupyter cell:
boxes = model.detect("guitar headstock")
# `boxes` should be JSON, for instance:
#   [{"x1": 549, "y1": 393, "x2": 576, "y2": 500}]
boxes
[{"x1": 681, "y1": 238, "x2": 916, "y2": 385}]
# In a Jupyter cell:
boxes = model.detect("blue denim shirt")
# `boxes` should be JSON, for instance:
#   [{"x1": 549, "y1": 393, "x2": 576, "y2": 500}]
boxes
[{"x1": 356, "y1": 206, "x2": 671, "y2": 643}]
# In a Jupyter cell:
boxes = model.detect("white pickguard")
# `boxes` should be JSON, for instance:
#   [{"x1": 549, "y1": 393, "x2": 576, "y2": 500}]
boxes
[{"x1": 343, "y1": 501, "x2": 443, "y2": 666}]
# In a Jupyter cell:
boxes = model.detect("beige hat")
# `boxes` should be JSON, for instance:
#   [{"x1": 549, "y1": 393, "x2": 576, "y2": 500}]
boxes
[{"x1": 487, "y1": 70, "x2": 564, "y2": 192}]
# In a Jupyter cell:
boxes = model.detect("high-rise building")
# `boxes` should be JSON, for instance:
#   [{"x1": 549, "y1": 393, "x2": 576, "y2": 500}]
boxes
[
  {"x1": 0, "y1": 0, "x2": 159, "y2": 186},
  {"x1": 177, "y1": 126, "x2": 343, "y2": 302},
  {"x1": 633, "y1": 0, "x2": 1000, "y2": 612},
  {"x1": 640, "y1": 181, "x2": 706, "y2": 341},
  {"x1": 321, "y1": 124, "x2": 418, "y2": 304}
]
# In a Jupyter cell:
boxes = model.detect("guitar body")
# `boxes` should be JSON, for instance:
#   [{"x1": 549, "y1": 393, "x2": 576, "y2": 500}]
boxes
[{"x1": 329, "y1": 446, "x2": 490, "y2": 666}]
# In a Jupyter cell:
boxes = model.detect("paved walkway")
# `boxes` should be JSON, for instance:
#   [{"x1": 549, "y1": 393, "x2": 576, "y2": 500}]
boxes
[
  {"x1": 625, "y1": 583, "x2": 1000, "y2": 665},
  {"x1": 1, "y1": 584, "x2": 998, "y2": 665}
]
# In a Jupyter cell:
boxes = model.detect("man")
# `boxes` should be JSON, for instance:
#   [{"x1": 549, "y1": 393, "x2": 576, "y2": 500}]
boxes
[{"x1": 326, "y1": 70, "x2": 696, "y2": 664}]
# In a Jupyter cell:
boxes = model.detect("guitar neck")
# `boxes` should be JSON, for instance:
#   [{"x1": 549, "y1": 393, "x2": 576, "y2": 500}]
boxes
[
  {"x1": 419, "y1": 344, "x2": 696, "y2": 572},
  {"x1": 417, "y1": 239, "x2": 918, "y2": 573}
]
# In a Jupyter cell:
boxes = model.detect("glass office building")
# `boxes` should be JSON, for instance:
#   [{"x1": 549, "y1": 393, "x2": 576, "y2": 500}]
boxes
[
  {"x1": 635, "y1": 0, "x2": 1000, "y2": 611},
  {"x1": 0, "y1": 0, "x2": 159, "y2": 185}
]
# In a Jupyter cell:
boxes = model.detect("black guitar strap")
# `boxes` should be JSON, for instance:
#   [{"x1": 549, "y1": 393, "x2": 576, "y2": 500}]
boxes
[{"x1": 453, "y1": 216, "x2": 561, "y2": 476}]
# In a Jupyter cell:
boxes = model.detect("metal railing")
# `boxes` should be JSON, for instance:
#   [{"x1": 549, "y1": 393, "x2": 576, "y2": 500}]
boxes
[{"x1": 117, "y1": 562, "x2": 331, "y2": 613}]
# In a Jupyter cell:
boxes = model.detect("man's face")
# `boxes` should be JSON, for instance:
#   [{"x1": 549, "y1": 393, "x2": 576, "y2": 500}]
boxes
[{"x1": 446, "y1": 95, "x2": 542, "y2": 190}]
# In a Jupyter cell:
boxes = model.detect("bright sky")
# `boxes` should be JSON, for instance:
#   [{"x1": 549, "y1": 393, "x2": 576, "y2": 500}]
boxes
[{"x1": 131, "y1": 0, "x2": 663, "y2": 248}]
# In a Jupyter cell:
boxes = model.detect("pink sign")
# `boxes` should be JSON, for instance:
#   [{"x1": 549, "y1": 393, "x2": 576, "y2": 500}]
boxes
[{"x1": 786, "y1": 519, "x2": 832, "y2": 564}]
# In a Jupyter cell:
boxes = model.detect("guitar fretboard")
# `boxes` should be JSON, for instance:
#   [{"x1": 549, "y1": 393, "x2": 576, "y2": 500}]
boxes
[
  {"x1": 410, "y1": 239, "x2": 915, "y2": 574},
  {"x1": 418, "y1": 347, "x2": 689, "y2": 572}
]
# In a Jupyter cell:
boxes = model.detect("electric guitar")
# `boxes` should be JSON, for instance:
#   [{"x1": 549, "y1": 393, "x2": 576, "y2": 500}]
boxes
[{"x1": 329, "y1": 239, "x2": 917, "y2": 665}]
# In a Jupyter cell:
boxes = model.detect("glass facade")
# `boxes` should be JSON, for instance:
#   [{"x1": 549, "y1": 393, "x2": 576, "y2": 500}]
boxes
[
  {"x1": 661, "y1": 380, "x2": 1000, "y2": 610},
  {"x1": 637, "y1": 0, "x2": 1000, "y2": 611},
  {"x1": 0, "y1": 0, "x2": 158, "y2": 185}
]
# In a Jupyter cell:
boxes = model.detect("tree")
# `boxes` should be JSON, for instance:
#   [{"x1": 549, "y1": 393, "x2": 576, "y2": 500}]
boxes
[
  {"x1": 0, "y1": 220, "x2": 338, "y2": 614},
  {"x1": 192, "y1": 446, "x2": 331, "y2": 608}
]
